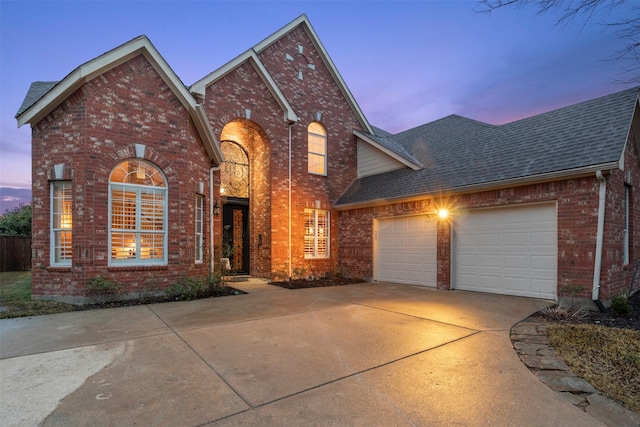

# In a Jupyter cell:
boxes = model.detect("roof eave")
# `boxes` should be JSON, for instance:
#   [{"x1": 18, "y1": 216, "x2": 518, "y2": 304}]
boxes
[
  {"x1": 192, "y1": 104, "x2": 223, "y2": 165},
  {"x1": 333, "y1": 163, "x2": 620, "y2": 211},
  {"x1": 17, "y1": 36, "x2": 196, "y2": 128},
  {"x1": 353, "y1": 129, "x2": 422, "y2": 170},
  {"x1": 190, "y1": 49, "x2": 298, "y2": 123},
  {"x1": 253, "y1": 14, "x2": 373, "y2": 133}
]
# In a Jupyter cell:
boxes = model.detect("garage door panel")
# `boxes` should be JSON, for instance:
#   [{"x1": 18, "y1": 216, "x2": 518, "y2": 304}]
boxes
[
  {"x1": 455, "y1": 204, "x2": 557, "y2": 299},
  {"x1": 376, "y1": 216, "x2": 437, "y2": 287}
]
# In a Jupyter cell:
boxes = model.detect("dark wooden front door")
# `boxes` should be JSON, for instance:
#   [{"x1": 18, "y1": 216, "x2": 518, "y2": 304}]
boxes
[{"x1": 222, "y1": 202, "x2": 249, "y2": 274}]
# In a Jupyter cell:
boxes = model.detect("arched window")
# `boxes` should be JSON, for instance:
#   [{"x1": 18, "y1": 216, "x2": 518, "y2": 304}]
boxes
[
  {"x1": 308, "y1": 122, "x2": 327, "y2": 175},
  {"x1": 109, "y1": 159, "x2": 167, "y2": 265},
  {"x1": 220, "y1": 141, "x2": 249, "y2": 199}
]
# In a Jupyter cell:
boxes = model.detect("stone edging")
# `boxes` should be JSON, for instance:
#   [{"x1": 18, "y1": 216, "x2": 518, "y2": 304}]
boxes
[{"x1": 510, "y1": 316, "x2": 640, "y2": 427}]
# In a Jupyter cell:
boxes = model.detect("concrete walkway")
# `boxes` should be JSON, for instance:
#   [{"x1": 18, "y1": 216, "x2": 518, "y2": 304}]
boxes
[{"x1": 0, "y1": 281, "x2": 608, "y2": 426}]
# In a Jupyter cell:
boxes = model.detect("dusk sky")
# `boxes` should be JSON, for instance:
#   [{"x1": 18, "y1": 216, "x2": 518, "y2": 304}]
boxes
[{"x1": 0, "y1": 0, "x2": 637, "y2": 211}]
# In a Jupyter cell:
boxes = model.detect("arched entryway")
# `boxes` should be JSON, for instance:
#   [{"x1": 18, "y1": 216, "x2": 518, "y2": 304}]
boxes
[
  {"x1": 220, "y1": 140, "x2": 250, "y2": 274},
  {"x1": 219, "y1": 119, "x2": 271, "y2": 277}
]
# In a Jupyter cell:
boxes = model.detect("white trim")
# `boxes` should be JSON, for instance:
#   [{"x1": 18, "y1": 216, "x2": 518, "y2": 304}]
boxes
[
  {"x1": 334, "y1": 162, "x2": 620, "y2": 211},
  {"x1": 108, "y1": 159, "x2": 168, "y2": 267},
  {"x1": 17, "y1": 36, "x2": 223, "y2": 167},
  {"x1": 195, "y1": 194, "x2": 204, "y2": 264},
  {"x1": 252, "y1": 14, "x2": 373, "y2": 133},
  {"x1": 190, "y1": 50, "x2": 298, "y2": 123},
  {"x1": 353, "y1": 130, "x2": 422, "y2": 170},
  {"x1": 50, "y1": 181, "x2": 73, "y2": 266},
  {"x1": 303, "y1": 208, "x2": 330, "y2": 259}
]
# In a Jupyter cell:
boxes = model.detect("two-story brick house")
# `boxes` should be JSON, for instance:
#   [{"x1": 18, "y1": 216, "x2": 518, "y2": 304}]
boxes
[{"x1": 15, "y1": 15, "x2": 640, "y2": 305}]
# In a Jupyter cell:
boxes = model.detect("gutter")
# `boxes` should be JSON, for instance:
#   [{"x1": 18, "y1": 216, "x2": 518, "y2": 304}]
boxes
[
  {"x1": 592, "y1": 170, "x2": 607, "y2": 311},
  {"x1": 333, "y1": 163, "x2": 620, "y2": 211}
]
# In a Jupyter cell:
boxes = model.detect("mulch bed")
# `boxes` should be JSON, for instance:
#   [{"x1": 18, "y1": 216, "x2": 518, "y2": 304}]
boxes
[
  {"x1": 270, "y1": 277, "x2": 364, "y2": 290},
  {"x1": 535, "y1": 291, "x2": 640, "y2": 331}
]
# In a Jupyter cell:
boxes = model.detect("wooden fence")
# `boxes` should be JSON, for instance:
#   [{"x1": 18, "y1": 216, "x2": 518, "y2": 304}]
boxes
[{"x1": 0, "y1": 235, "x2": 31, "y2": 272}]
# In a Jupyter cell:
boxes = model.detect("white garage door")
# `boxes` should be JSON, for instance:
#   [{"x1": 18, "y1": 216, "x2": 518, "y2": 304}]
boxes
[
  {"x1": 454, "y1": 203, "x2": 557, "y2": 299},
  {"x1": 375, "y1": 215, "x2": 437, "y2": 286}
]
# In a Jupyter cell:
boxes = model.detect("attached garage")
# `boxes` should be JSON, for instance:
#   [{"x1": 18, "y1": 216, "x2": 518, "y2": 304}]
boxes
[
  {"x1": 374, "y1": 215, "x2": 437, "y2": 286},
  {"x1": 453, "y1": 203, "x2": 557, "y2": 299}
]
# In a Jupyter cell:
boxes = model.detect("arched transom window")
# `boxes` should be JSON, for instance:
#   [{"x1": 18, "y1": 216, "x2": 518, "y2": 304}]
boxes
[
  {"x1": 220, "y1": 141, "x2": 249, "y2": 199},
  {"x1": 109, "y1": 159, "x2": 167, "y2": 265},
  {"x1": 308, "y1": 122, "x2": 327, "y2": 175}
]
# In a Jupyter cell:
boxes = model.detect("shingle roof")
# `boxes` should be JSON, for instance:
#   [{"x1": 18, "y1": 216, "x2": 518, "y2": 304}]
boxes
[
  {"x1": 336, "y1": 86, "x2": 639, "y2": 207},
  {"x1": 15, "y1": 81, "x2": 59, "y2": 117}
]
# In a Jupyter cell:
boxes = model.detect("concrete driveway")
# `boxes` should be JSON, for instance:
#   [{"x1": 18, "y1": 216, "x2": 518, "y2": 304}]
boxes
[{"x1": 0, "y1": 281, "x2": 605, "y2": 426}]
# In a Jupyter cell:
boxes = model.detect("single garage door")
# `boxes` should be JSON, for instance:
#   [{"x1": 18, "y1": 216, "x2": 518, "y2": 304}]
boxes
[
  {"x1": 454, "y1": 203, "x2": 557, "y2": 299},
  {"x1": 375, "y1": 215, "x2": 437, "y2": 286}
]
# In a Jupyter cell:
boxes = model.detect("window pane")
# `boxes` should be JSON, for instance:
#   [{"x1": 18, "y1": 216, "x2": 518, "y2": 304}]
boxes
[
  {"x1": 140, "y1": 190, "x2": 164, "y2": 231},
  {"x1": 308, "y1": 153, "x2": 325, "y2": 175},
  {"x1": 54, "y1": 231, "x2": 72, "y2": 263},
  {"x1": 111, "y1": 187, "x2": 137, "y2": 230},
  {"x1": 140, "y1": 233, "x2": 164, "y2": 260},
  {"x1": 111, "y1": 233, "x2": 137, "y2": 259}
]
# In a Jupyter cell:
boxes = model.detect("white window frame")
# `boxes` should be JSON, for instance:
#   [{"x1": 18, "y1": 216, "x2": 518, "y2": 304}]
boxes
[
  {"x1": 50, "y1": 181, "x2": 72, "y2": 266},
  {"x1": 308, "y1": 122, "x2": 327, "y2": 176},
  {"x1": 304, "y1": 209, "x2": 330, "y2": 259},
  {"x1": 109, "y1": 160, "x2": 167, "y2": 266},
  {"x1": 195, "y1": 194, "x2": 204, "y2": 264},
  {"x1": 624, "y1": 184, "x2": 630, "y2": 265}
]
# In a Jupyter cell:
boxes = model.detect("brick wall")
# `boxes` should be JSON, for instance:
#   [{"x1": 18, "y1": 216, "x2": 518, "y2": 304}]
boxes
[
  {"x1": 201, "y1": 24, "x2": 363, "y2": 279},
  {"x1": 31, "y1": 55, "x2": 213, "y2": 302},
  {"x1": 338, "y1": 171, "x2": 638, "y2": 302}
]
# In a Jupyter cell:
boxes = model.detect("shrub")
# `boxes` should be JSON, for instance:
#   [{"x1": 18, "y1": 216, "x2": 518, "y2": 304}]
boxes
[
  {"x1": 610, "y1": 292, "x2": 631, "y2": 317},
  {"x1": 86, "y1": 276, "x2": 124, "y2": 305}
]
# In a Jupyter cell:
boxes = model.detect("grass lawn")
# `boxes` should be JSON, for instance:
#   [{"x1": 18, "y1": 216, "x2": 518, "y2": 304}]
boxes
[
  {"x1": 0, "y1": 271, "x2": 78, "y2": 319},
  {"x1": 547, "y1": 323, "x2": 640, "y2": 413}
]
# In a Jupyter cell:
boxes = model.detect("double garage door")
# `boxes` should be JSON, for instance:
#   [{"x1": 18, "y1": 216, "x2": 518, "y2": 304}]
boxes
[{"x1": 375, "y1": 203, "x2": 557, "y2": 299}]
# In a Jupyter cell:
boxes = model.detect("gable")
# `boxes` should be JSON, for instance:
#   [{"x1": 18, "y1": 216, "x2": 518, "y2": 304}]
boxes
[
  {"x1": 357, "y1": 139, "x2": 408, "y2": 177},
  {"x1": 190, "y1": 15, "x2": 372, "y2": 133},
  {"x1": 191, "y1": 49, "x2": 298, "y2": 123},
  {"x1": 16, "y1": 36, "x2": 223, "y2": 165}
]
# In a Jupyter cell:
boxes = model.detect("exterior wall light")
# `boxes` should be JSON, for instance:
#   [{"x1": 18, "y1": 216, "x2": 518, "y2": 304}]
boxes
[{"x1": 437, "y1": 208, "x2": 449, "y2": 219}]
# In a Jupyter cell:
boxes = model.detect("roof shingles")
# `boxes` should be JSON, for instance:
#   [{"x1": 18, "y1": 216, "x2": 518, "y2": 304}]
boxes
[{"x1": 337, "y1": 87, "x2": 639, "y2": 207}]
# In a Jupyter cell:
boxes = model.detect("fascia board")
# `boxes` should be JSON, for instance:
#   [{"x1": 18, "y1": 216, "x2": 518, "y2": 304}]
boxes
[
  {"x1": 617, "y1": 96, "x2": 640, "y2": 171},
  {"x1": 192, "y1": 104, "x2": 223, "y2": 165},
  {"x1": 253, "y1": 14, "x2": 373, "y2": 134},
  {"x1": 190, "y1": 50, "x2": 298, "y2": 122},
  {"x1": 333, "y1": 163, "x2": 620, "y2": 211},
  {"x1": 354, "y1": 129, "x2": 422, "y2": 170},
  {"x1": 18, "y1": 36, "x2": 197, "y2": 127}
]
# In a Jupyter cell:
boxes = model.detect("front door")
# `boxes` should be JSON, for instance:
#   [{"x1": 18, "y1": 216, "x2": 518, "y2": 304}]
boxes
[{"x1": 222, "y1": 202, "x2": 249, "y2": 274}]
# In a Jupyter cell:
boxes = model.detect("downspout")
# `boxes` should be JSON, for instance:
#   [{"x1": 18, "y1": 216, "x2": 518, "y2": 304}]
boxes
[
  {"x1": 592, "y1": 170, "x2": 607, "y2": 311},
  {"x1": 209, "y1": 165, "x2": 221, "y2": 276},
  {"x1": 288, "y1": 122, "x2": 293, "y2": 279}
]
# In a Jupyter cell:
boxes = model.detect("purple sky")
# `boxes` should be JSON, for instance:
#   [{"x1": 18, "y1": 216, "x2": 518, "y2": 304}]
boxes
[{"x1": 0, "y1": 0, "x2": 636, "y2": 206}]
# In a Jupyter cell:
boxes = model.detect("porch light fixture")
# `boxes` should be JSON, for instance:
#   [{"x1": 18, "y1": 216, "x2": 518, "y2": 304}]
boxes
[
  {"x1": 437, "y1": 208, "x2": 449, "y2": 220},
  {"x1": 213, "y1": 200, "x2": 220, "y2": 216}
]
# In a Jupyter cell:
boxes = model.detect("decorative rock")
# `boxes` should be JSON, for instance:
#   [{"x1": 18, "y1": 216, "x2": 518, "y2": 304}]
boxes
[
  {"x1": 585, "y1": 394, "x2": 640, "y2": 427},
  {"x1": 513, "y1": 341, "x2": 546, "y2": 355},
  {"x1": 535, "y1": 370, "x2": 598, "y2": 393},
  {"x1": 559, "y1": 392, "x2": 588, "y2": 407},
  {"x1": 520, "y1": 354, "x2": 570, "y2": 370}
]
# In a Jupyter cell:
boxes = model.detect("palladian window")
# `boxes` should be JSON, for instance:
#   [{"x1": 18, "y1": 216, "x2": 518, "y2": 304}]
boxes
[{"x1": 109, "y1": 159, "x2": 167, "y2": 265}]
